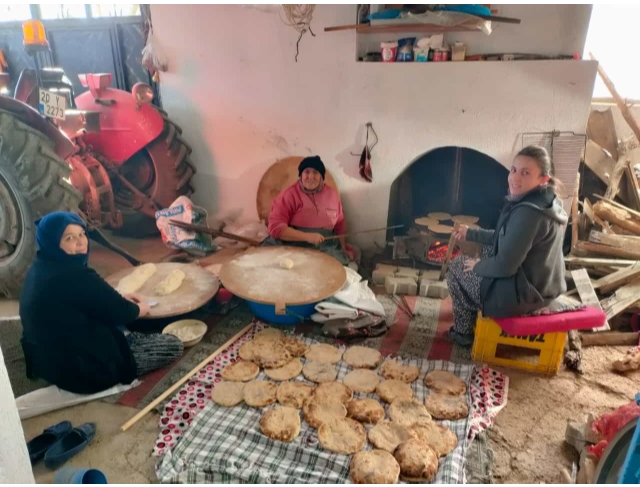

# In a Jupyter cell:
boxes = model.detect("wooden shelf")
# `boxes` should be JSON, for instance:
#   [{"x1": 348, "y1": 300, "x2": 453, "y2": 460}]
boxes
[{"x1": 325, "y1": 23, "x2": 480, "y2": 34}]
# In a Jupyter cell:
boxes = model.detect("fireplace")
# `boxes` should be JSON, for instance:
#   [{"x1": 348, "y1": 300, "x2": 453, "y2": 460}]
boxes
[{"x1": 386, "y1": 146, "x2": 508, "y2": 265}]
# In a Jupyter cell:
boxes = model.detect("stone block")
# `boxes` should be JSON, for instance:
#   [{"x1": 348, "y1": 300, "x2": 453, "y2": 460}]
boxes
[
  {"x1": 375, "y1": 264, "x2": 397, "y2": 273},
  {"x1": 385, "y1": 276, "x2": 418, "y2": 296},
  {"x1": 395, "y1": 266, "x2": 419, "y2": 279},
  {"x1": 419, "y1": 277, "x2": 434, "y2": 297},
  {"x1": 426, "y1": 280, "x2": 450, "y2": 299},
  {"x1": 419, "y1": 270, "x2": 440, "y2": 280},
  {"x1": 565, "y1": 421, "x2": 587, "y2": 452},
  {"x1": 373, "y1": 267, "x2": 396, "y2": 285}
]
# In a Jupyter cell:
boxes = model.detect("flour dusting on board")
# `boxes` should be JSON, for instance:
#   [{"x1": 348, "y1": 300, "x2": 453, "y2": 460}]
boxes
[{"x1": 222, "y1": 247, "x2": 346, "y2": 305}]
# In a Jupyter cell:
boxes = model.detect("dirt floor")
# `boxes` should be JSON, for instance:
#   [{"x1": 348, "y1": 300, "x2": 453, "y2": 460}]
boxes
[{"x1": 9, "y1": 235, "x2": 640, "y2": 483}]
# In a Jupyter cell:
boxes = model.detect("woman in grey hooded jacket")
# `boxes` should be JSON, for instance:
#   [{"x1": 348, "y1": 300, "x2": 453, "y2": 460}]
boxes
[{"x1": 446, "y1": 146, "x2": 568, "y2": 347}]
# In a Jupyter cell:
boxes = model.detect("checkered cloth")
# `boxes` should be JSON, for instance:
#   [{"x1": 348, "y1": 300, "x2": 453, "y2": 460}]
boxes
[{"x1": 156, "y1": 324, "x2": 474, "y2": 483}]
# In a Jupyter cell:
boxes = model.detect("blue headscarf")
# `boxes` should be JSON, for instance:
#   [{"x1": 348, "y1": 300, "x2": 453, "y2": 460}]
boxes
[{"x1": 36, "y1": 212, "x2": 89, "y2": 266}]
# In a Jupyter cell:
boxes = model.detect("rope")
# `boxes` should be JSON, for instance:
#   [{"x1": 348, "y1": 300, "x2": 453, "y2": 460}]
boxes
[{"x1": 280, "y1": 4, "x2": 316, "y2": 62}]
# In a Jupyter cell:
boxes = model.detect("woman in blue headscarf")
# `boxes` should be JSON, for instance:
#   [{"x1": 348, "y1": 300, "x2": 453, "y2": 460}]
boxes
[{"x1": 19, "y1": 212, "x2": 183, "y2": 394}]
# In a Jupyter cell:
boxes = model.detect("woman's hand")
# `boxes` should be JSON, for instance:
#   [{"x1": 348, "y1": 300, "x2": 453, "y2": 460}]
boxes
[
  {"x1": 454, "y1": 225, "x2": 469, "y2": 242},
  {"x1": 137, "y1": 300, "x2": 151, "y2": 318},
  {"x1": 305, "y1": 233, "x2": 325, "y2": 246},
  {"x1": 464, "y1": 258, "x2": 480, "y2": 273}
]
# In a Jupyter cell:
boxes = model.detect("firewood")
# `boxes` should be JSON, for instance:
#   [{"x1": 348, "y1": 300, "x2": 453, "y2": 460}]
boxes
[
  {"x1": 581, "y1": 331, "x2": 640, "y2": 347},
  {"x1": 592, "y1": 200, "x2": 640, "y2": 235},
  {"x1": 565, "y1": 256, "x2": 637, "y2": 267},
  {"x1": 584, "y1": 139, "x2": 615, "y2": 187},
  {"x1": 593, "y1": 194, "x2": 640, "y2": 220},
  {"x1": 571, "y1": 268, "x2": 610, "y2": 331},
  {"x1": 574, "y1": 240, "x2": 640, "y2": 260},
  {"x1": 600, "y1": 279, "x2": 640, "y2": 320},
  {"x1": 624, "y1": 163, "x2": 640, "y2": 211},
  {"x1": 571, "y1": 173, "x2": 580, "y2": 251},
  {"x1": 612, "y1": 349, "x2": 640, "y2": 372},
  {"x1": 589, "y1": 230, "x2": 640, "y2": 254},
  {"x1": 596, "y1": 262, "x2": 640, "y2": 294}
]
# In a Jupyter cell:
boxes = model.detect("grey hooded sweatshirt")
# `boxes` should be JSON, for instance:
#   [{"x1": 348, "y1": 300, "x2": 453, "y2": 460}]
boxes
[{"x1": 466, "y1": 186, "x2": 568, "y2": 318}]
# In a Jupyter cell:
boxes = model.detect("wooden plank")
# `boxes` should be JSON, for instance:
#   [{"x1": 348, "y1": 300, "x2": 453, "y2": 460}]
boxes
[
  {"x1": 592, "y1": 200, "x2": 640, "y2": 235},
  {"x1": 581, "y1": 331, "x2": 640, "y2": 347},
  {"x1": 589, "y1": 230, "x2": 640, "y2": 254},
  {"x1": 584, "y1": 139, "x2": 616, "y2": 186},
  {"x1": 565, "y1": 256, "x2": 637, "y2": 267},
  {"x1": 571, "y1": 173, "x2": 580, "y2": 251},
  {"x1": 587, "y1": 108, "x2": 619, "y2": 161},
  {"x1": 624, "y1": 163, "x2": 640, "y2": 211},
  {"x1": 583, "y1": 199, "x2": 595, "y2": 223},
  {"x1": 593, "y1": 194, "x2": 640, "y2": 219},
  {"x1": 571, "y1": 268, "x2": 610, "y2": 331},
  {"x1": 604, "y1": 156, "x2": 629, "y2": 201},
  {"x1": 589, "y1": 52, "x2": 640, "y2": 145},
  {"x1": 574, "y1": 240, "x2": 640, "y2": 260},
  {"x1": 600, "y1": 279, "x2": 640, "y2": 320},
  {"x1": 594, "y1": 262, "x2": 640, "y2": 294}
]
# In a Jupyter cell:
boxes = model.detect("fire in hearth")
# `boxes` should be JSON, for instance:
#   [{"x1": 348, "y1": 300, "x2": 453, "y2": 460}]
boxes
[{"x1": 428, "y1": 241, "x2": 461, "y2": 263}]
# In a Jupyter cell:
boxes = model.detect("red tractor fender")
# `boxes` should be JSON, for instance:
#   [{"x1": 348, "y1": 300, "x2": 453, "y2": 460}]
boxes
[
  {"x1": 74, "y1": 74, "x2": 164, "y2": 165},
  {"x1": 0, "y1": 95, "x2": 75, "y2": 160}
]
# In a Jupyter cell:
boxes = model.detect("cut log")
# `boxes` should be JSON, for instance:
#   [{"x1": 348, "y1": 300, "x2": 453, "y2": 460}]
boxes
[
  {"x1": 595, "y1": 261, "x2": 640, "y2": 294},
  {"x1": 592, "y1": 200, "x2": 640, "y2": 235},
  {"x1": 584, "y1": 140, "x2": 616, "y2": 186},
  {"x1": 587, "y1": 108, "x2": 619, "y2": 161},
  {"x1": 574, "y1": 240, "x2": 640, "y2": 260},
  {"x1": 581, "y1": 331, "x2": 640, "y2": 347},
  {"x1": 600, "y1": 279, "x2": 640, "y2": 320},
  {"x1": 593, "y1": 194, "x2": 640, "y2": 220},
  {"x1": 589, "y1": 230, "x2": 640, "y2": 254},
  {"x1": 571, "y1": 268, "x2": 610, "y2": 331}
]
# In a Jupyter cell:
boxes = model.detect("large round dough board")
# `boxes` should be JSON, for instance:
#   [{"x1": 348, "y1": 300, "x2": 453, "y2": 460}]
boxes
[
  {"x1": 218, "y1": 246, "x2": 347, "y2": 308},
  {"x1": 106, "y1": 263, "x2": 219, "y2": 319}
]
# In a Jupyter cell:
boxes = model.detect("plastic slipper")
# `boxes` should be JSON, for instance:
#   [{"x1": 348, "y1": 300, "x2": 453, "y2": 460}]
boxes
[
  {"x1": 44, "y1": 423, "x2": 97, "y2": 470},
  {"x1": 54, "y1": 467, "x2": 107, "y2": 484},
  {"x1": 27, "y1": 420, "x2": 72, "y2": 464}
]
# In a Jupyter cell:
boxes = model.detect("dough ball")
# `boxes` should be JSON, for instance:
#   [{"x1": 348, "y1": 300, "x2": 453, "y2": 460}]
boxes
[{"x1": 279, "y1": 258, "x2": 294, "y2": 270}]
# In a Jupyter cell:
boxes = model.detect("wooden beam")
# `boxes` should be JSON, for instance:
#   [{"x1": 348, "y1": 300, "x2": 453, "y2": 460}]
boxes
[
  {"x1": 592, "y1": 200, "x2": 640, "y2": 235},
  {"x1": 581, "y1": 331, "x2": 640, "y2": 347},
  {"x1": 594, "y1": 262, "x2": 640, "y2": 294},
  {"x1": 600, "y1": 279, "x2": 640, "y2": 320},
  {"x1": 575, "y1": 240, "x2": 640, "y2": 260},
  {"x1": 589, "y1": 230, "x2": 640, "y2": 254},
  {"x1": 571, "y1": 173, "x2": 580, "y2": 251},
  {"x1": 593, "y1": 194, "x2": 640, "y2": 219},
  {"x1": 565, "y1": 256, "x2": 637, "y2": 267},
  {"x1": 571, "y1": 268, "x2": 610, "y2": 331},
  {"x1": 589, "y1": 52, "x2": 640, "y2": 144},
  {"x1": 605, "y1": 156, "x2": 629, "y2": 201}
]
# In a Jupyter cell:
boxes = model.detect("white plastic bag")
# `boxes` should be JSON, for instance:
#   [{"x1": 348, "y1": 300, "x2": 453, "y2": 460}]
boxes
[{"x1": 142, "y1": 29, "x2": 168, "y2": 74}]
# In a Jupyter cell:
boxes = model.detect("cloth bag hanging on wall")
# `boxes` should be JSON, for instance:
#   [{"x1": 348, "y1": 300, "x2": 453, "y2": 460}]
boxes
[{"x1": 357, "y1": 123, "x2": 377, "y2": 182}]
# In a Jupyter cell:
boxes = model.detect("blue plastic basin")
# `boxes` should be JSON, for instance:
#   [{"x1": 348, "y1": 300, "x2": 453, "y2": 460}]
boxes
[{"x1": 246, "y1": 300, "x2": 318, "y2": 325}]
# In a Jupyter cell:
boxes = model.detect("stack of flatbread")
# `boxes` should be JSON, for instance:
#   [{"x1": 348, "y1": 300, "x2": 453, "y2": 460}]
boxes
[{"x1": 209, "y1": 327, "x2": 469, "y2": 484}]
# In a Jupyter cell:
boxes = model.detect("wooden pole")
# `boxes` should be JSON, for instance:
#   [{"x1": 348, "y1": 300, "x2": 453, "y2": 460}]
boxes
[
  {"x1": 323, "y1": 225, "x2": 404, "y2": 241},
  {"x1": 589, "y1": 52, "x2": 640, "y2": 144},
  {"x1": 571, "y1": 173, "x2": 580, "y2": 251},
  {"x1": 120, "y1": 322, "x2": 254, "y2": 432},
  {"x1": 439, "y1": 223, "x2": 460, "y2": 281}
]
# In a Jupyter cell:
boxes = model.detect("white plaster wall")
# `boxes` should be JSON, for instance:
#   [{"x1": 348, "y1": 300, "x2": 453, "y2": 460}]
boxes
[
  {"x1": 0, "y1": 348, "x2": 34, "y2": 484},
  {"x1": 151, "y1": 4, "x2": 596, "y2": 249}
]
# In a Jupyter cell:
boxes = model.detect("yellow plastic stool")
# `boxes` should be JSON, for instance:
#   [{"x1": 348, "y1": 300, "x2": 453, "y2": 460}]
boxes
[{"x1": 471, "y1": 314, "x2": 567, "y2": 375}]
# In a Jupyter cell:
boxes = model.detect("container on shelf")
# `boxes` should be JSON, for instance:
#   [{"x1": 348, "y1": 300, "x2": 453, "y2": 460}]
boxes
[
  {"x1": 452, "y1": 42, "x2": 466, "y2": 61},
  {"x1": 381, "y1": 41, "x2": 398, "y2": 62}
]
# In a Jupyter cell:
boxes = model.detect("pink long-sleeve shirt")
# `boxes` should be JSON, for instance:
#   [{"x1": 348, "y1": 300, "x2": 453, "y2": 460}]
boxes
[{"x1": 268, "y1": 182, "x2": 346, "y2": 239}]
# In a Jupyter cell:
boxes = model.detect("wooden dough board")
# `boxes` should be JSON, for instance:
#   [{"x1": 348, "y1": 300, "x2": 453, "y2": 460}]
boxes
[
  {"x1": 106, "y1": 263, "x2": 219, "y2": 319},
  {"x1": 218, "y1": 246, "x2": 347, "y2": 310}
]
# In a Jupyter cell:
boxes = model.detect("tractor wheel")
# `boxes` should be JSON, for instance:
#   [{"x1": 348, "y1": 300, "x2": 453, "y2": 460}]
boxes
[
  {"x1": 0, "y1": 109, "x2": 82, "y2": 298},
  {"x1": 114, "y1": 110, "x2": 195, "y2": 237}
]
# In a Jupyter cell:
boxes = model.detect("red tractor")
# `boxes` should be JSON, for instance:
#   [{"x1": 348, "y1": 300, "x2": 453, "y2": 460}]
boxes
[{"x1": 0, "y1": 21, "x2": 195, "y2": 298}]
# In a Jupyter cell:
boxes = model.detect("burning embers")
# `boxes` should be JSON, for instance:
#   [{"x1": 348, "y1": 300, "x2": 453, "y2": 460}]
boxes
[{"x1": 428, "y1": 241, "x2": 460, "y2": 263}]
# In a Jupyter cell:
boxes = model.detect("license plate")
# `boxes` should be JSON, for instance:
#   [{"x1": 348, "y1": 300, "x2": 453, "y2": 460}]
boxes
[{"x1": 38, "y1": 88, "x2": 66, "y2": 120}]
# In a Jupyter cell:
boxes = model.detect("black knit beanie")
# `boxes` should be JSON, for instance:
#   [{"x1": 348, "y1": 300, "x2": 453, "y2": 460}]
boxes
[{"x1": 298, "y1": 156, "x2": 326, "y2": 180}]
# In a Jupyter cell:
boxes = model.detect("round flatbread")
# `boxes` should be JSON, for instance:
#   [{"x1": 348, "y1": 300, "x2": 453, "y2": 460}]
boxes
[
  {"x1": 281, "y1": 336, "x2": 308, "y2": 358},
  {"x1": 414, "y1": 217, "x2": 438, "y2": 228},
  {"x1": 303, "y1": 398, "x2": 347, "y2": 429},
  {"x1": 264, "y1": 358, "x2": 303, "y2": 381},
  {"x1": 260, "y1": 406, "x2": 301, "y2": 442},
  {"x1": 394, "y1": 439, "x2": 438, "y2": 483},
  {"x1": 452, "y1": 215, "x2": 479, "y2": 225},
  {"x1": 347, "y1": 398, "x2": 386, "y2": 425},
  {"x1": 424, "y1": 392, "x2": 469, "y2": 420},
  {"x1": 303, "y1": 361, "x2": 337, "y2": 383},
  {"x1": 376, "y1": 379, "x2": 414, "y2": 404},
  {"x1": 305, "y1": 343, "x2": 343, "y2": 364},
  {"x1": 428, "y1": 212, "x2": 451, "y2": 221},
  {"x1": 343, "y1": 346, "x2": 383, "y2": 369},
  {"x1": 368, "y1": 420, "x2": 416, "y2": 453},
  {"x1": 343, "y1": 369, "x2": 380, "y2": 393},
  {"x1": 251, "y1": 340, "x2": 293, "y2": 369},
  {"x1": 380, "y1": 359, "x2": 420, "y2": 383},
  {"x1": 408, "y1": 421, "x2": 457, "y2": 457},
  {"x1": 318, "y1": 418, "x2": 366, "y2": 455},
  {"x1": 276, "y1": 381, "x2": 316, "y2": 409},
  {"x1": 253, "y1": 328, "x2": 285, "y2": 342},
  {"x1": 423, "y1": 370, "x2": 466, "y2": 395},
  {"x1": 389, "y1": 398, "x2": 432, "y2": 426},
  {"x1": 211, "y1": 381, "x2": 245, "y2": 407},
  {"x1": 350, "y1": 450, "x2": 400, "y2": 484},
  {"x1": 238, "y1": 341, "x2": 257, "y2": 362},
  {"x1": 221, "y1": 360, "x2": 260, "y2": 382},
  {"x1": 313, "y1": 381, "x2": 353, "y2": 404},
  {"x1": 243, "y1": 380, "x2": 278, "y2": 407},
  {"x1": 428, "y1": 223, "x2": 453, "y2": 235}
]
